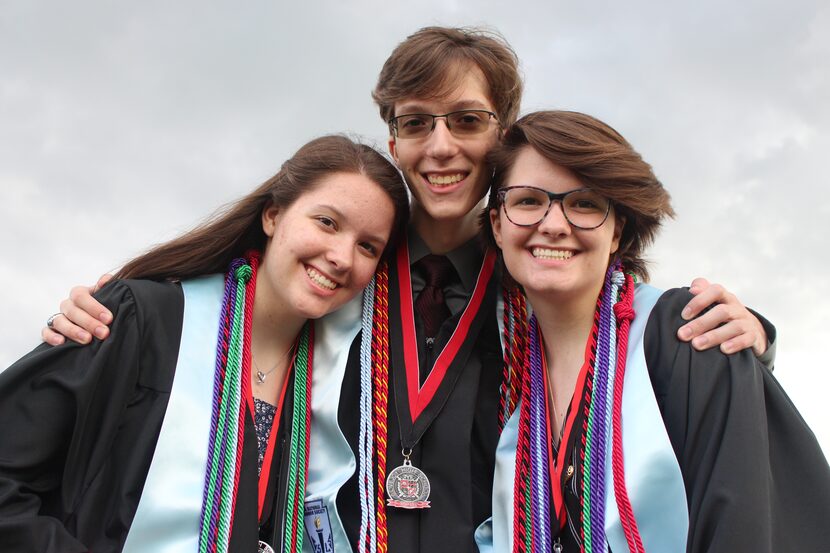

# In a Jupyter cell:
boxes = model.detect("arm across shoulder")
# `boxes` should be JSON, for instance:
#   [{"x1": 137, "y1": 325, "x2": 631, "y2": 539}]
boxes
[{"x1": 644, "y1": 287, "x2": 830, "y2": 552}]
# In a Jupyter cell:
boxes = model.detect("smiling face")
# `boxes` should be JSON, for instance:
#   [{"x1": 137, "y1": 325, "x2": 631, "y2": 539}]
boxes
[
  {"x1": 388, "y1": 65, "x2": 501, "y2": 228},
  {"x1": 490, "y1": 147, "x2": 623, "y2": 305},
  {"x1": 258, "y1": 171, "x2": 395, "y2": 321}
]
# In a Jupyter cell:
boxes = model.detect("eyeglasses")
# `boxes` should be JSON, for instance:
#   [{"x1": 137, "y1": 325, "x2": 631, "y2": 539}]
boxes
[
  {"x1": 497, "y1": 186, "x2": 611, "y2": 229},
  {"x1": 389, "y1": 110, "x2": 499, "y2": 139}
]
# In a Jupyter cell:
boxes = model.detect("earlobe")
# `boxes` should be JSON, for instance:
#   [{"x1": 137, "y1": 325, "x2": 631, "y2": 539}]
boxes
[
  {"x1": 261, "y1": 205, "x2": 280, "y2": 237},
  {"x1": 489, "y1": 209, "x2": 504, "y2": 249},
  {"x1": 610, "y1": 213, "x2": 625, "y2": 255},
  {"x1": 388, "y1": 136, "x2": 398, "y2": 164}
]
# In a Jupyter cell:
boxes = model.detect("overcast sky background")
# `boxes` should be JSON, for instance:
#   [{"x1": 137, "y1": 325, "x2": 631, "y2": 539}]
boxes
[{"x1": 1, "y1": 1, "x2": 828, "y2": 456}]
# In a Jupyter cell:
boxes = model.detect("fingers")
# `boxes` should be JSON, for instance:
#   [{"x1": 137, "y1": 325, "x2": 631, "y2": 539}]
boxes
[
  {"x1": 69, "y1": 285, "x2": 113, "y2": 325},
  {"x1": 681, "y1": 282, "x2": 731, "y2": 321},
  {"x1": 42, "y1": 285, "x2": 113, "y2": 345},
  {"x1": 46, "y1": 305, "x2": 95, "y2": 344},
  {"x1": 41, "y1": 326, "x2": 66, "y2": 346},
  {"x1": 40, "y1": 278, "x2": 117, "y2": 347},
  {"x1": 688, "y1": 277, "x2": 711, "y2": 294},
  {"x1": 93, "y1": 273, "x2": 114, "y2": 294},
  {"x1": 677, "y1": 302, "x2": 767, "y2": 355},
  {"x1": 61, "y1": 289, "x2": 111, "y2": 340}
]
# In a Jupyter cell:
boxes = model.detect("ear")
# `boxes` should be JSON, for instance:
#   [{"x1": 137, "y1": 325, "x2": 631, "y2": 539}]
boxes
[
  {"x1": 489, "y1": 208, "x2": 504, "y2": 250},
  {"x1": 261, "y1": 204, "x2": 280, "y2": 237},
  {"x1": 388, "y1": 135, "x2": 399, "y2": 164},
  {"x1": 610, "y1": 211, "x2": 625, "y2": 255}
]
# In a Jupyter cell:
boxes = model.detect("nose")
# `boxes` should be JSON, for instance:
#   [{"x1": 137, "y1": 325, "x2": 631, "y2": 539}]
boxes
[
  {"x1": 537, "y1": 201, "x2": 571, "y2": 236},
  {"x1": 424, "y1": 117, "x2": 459, "y2": 159},
  {"x1": 325, "y1": 237, "x2": 354, "y2": 273}
]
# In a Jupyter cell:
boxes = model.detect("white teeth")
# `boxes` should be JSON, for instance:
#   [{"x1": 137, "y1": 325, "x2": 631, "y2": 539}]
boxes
[
  {"x1": 427, "y1": 173, "x2": 464, "y2": 186},
  {"x1": 306, "y1": 267, "x2": 337, "y2": 290},
  {"x1": 532, "y1": 248, "x2": 574, "y2": 260}
]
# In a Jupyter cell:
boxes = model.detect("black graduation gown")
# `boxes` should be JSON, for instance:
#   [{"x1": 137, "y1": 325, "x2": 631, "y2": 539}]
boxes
[
  {"x1": 336, "y1": 251, "x2": 504, "y2": 553},
  {"x1": 0, "y1": 279, "x2": 292, "y2": 552},
  {"x1": 646, "y1": 288, "x2": 830, "y2": 552},
  {"x1": 549, "y1": 287, "x2": 829, "y2": 551}
]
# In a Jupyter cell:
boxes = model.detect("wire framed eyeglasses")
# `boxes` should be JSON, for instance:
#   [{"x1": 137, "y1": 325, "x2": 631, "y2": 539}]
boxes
[{"x1": 389, "y1": 110, "x2": 499, "y2": 139}]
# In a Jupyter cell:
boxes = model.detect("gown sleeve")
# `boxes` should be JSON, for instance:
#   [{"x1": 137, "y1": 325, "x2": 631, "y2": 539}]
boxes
[
  {"x1": 0, "y1": 279, "x2": 182, "y2": 552},
  {"x1": 750, "y1": 307, "x2": 776, "y2": 370},
  {"x1": 644, "y1": 287, "x2": 830, "y2": 553}
]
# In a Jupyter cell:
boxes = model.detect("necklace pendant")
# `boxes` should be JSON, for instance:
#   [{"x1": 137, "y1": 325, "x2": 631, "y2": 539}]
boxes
[
  {"x1": 256, "y1": 370, "x2": 266, "y2": 384},
  {"x1": 386, "y1": 452, "x2": 431, "y2": 509},
  {"x1": 258, "y1": 540, "x2": 275, "y2": 553}
]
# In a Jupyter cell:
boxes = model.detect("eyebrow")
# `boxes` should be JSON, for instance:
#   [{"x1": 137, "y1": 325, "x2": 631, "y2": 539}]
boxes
[{"x1": 395, "y1": 99, "x2": 492, "y2": 115}]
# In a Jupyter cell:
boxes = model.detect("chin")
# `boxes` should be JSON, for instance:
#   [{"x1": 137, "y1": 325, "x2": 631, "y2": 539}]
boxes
[{"x1": 293, "y1": 298, "x2": 338, "y2": 321}]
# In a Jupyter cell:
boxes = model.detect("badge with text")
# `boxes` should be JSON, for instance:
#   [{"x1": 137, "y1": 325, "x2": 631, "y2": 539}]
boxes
[
  {"x1": 304, "y1": 498, "x2": 334, "y2": 552},
  {"x1": 386, "y1": 452, "x2": 431, "y2": 509}
]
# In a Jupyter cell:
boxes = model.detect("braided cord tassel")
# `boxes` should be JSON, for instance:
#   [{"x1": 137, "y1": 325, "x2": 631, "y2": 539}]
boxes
[
  {"x1": 500, "y1": 287, "x2": 529, "y2": 431},
  {"x1": 499, "y1": 287, "x2": 514, "y2": 430},
  {"x1": 578, "y1": 304, "x2": 600, "y2": 547},
  {"x1": 527, "y1": 316, "x2": 552, "y2": 552},
  {"x1": 282, "y1": 323, "x2": 314, "y2": 553},
  {"x1": 357, "y1": 275, "x2": 377, "y2": 552},
  {"x1": 198, "y1": 255, "x2": 257, "y2": 553},
  {"x1": 585, "y1": 264, "x2": 619, "y2": 552},
  {"x1": 373, "y1": 263, "x2": 390, "y2": 553},
  {"x1": 581, "y1": 304, "x2": 601, "y2": 552},
  {"x1": 229, "y1": 255, "x2": 257, "y2": 534},
  {"x1": 611, "y1": 272, "x2": 645, "y2": 552},
  {"x1": 512, "y1": 316, "x2": 533, "y2": 553}
]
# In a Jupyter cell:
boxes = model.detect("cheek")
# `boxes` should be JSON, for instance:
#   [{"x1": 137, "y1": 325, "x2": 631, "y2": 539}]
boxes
[
  {"x1": 352, "y1": 257, "x2": 379, "y2": 288},
  {"x1": 498, "y1": 222, "x2": 527, "y2": 253}
]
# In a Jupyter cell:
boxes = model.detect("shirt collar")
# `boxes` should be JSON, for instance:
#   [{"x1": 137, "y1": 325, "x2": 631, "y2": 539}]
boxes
[{"x1": 407, "y1": 228, "x2": 484, "y2": 293}]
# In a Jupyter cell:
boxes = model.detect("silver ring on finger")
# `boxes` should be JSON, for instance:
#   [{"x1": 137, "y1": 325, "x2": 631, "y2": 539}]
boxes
[{"x1": 46, "y1": 312, "x2": 65, "y2": 329}]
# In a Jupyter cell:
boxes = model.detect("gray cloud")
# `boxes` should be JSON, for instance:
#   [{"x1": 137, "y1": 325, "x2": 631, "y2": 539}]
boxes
[{"x1": 2, "y1": 0, "x2": 827, "y2": 454}]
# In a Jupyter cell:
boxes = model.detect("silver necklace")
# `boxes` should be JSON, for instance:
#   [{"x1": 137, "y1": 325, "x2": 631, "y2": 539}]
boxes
[
  {"x1": 254, "y1": 345, "x2": 293, "y2": 385},
  {"x1": 548, "y1": 373, "x2": 567, "y2": 445}
]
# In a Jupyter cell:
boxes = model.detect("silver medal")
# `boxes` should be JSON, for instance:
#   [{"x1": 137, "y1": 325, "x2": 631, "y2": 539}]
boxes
[
  {"x1": 386, "y1": 450, "x2": 431, "y2": 509},
  {"x1": 258, "y1": 540, "x2": 275, "y2": 553}
]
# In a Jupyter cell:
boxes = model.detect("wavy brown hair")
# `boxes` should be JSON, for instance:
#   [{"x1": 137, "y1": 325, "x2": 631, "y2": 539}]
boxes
[
  {"x1": 481, "y1": 110, "x2": 675, "y2": 281},
  {"x1": 116, "y1": 135, "x2": 409, "y2": 281},
  {"x1": 373, "y1": 26, "x2": 523, "y2": 129}
]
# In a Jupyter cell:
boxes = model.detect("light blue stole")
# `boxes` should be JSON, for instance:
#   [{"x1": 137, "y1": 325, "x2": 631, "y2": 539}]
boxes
[
  {"x1": 301, "y1": 294, "x2": 363, "y2": 553},
  {"x1": 120, "y1": 275, "x2": 363, "y2": 552},
  {"x1": 122, "y1": 275, "x2": 224, "y2": 552},
  {"x1": 479, "y1": 284, "x2": 688, "y2": 552}
]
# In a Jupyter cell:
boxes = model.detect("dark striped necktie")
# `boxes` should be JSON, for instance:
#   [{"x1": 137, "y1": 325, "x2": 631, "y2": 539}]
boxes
[{"x1": 414, "y1": 254, "x2": 456, "y2": 339}]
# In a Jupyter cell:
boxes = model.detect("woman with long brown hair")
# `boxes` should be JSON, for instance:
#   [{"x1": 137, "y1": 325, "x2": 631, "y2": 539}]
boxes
[
  {"x1": 480, "y1": 111, "x2": 830, "y2": 552},
  {"x1": 0, "y1": 135, "x2": 408, "y2": 553}
]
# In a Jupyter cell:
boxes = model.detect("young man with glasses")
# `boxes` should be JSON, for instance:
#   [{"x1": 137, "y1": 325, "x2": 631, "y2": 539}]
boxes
[{"x1": 42, "y1": 27, "x2": 773, "y2": 553}]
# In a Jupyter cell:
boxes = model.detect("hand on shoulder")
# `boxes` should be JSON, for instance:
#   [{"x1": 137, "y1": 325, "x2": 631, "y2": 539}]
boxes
[{"x1": 41, "y1": 274, "x2": 114, "y2": 346}]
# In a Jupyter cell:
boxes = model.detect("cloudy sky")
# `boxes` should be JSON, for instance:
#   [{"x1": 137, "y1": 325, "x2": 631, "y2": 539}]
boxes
[{"x1": 1, "y1": 1, "x2": 828, "y2": 455}]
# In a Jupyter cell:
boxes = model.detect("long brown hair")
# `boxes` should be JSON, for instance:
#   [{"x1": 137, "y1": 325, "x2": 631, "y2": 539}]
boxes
[
  {"x1": 116, "y1": 135, "x2": 409, "y2": 281},
  {"x1": 482, "y1": 110, "x2": 675, "y2": 281},
  {"x1": 373, "y1": 26, "x2": 523, "y2": 129}
]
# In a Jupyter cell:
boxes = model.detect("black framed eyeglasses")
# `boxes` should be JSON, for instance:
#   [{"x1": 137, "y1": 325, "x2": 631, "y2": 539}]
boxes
[
  {"x1": 497, "y1": 186, "x2": 611, "y2": 229},
  {"x1": 389, "y1": 110, "x2": 499, "y2": 139}
]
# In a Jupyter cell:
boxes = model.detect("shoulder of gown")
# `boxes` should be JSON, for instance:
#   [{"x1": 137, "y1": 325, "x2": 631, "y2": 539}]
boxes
[
  {"x1": 0, "y1": 278, "x2": 184, "y2": 552},
  {"x1": 643, "y1": 287, "x2": 830, "y2": 553}
]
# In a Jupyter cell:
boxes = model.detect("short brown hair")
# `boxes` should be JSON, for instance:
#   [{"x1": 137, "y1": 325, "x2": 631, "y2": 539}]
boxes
[
  {"x1": 117, "y1": 135, "x2": 409, "y2": 281},
  {"x1": 482, "y1": 110, "x2": 675, "y2": 281},
  {"x1": 373, "y1": 26, "x2": 523, "y2": 130}
]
